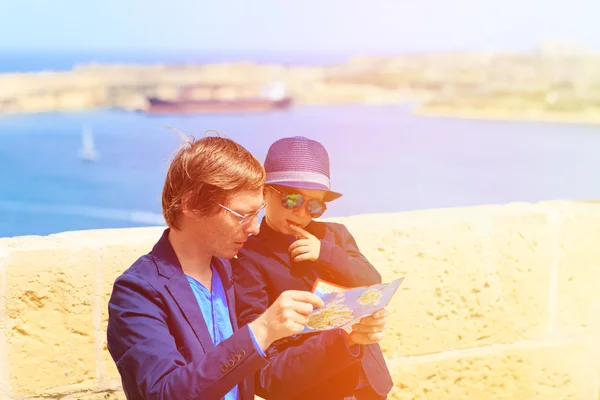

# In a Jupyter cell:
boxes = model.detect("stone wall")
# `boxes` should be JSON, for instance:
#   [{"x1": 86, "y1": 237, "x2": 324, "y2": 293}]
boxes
[{"x1": 1, "y1": 200, "x2": 599, "y2": 399}]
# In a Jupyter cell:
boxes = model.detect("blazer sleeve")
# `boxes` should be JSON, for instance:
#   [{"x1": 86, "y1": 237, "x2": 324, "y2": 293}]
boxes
[
  {"x1": 107, "y1": 272, "x2": 267, "y2": 400},
  {"x1": 233, "y1": 252, "x2": 364, "y2": 399},
  {"x1": 316, "y1": 223, "x2": 382, "y2": 287},
  {"x1": 256, "y1": 330, "x2": 363, "y2": 399}
]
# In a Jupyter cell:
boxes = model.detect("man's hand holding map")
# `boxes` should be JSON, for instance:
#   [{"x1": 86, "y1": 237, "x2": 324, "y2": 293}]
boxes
[{"x1": 300, "y1": 277, "x2": 404, "y2": 334}]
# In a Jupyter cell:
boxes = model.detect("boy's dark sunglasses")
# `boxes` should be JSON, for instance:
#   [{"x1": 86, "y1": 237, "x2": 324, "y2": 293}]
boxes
[{"x1": 270, "y1": 186, "x2": 327, "y2": 218}]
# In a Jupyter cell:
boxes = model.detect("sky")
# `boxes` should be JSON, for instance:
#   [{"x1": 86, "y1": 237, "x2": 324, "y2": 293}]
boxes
[{"x1": 1, "y1": 0, "x2": 600, "y2": 53}]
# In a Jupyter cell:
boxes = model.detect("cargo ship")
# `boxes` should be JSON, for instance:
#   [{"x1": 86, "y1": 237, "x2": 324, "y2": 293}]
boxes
[{"x1": 143, "y1": 82, "x2": 293, "y2": 115}]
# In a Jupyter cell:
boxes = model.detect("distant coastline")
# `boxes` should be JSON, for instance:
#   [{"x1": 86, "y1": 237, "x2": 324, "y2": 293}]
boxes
[
  {"x1": 2, "y1": 47, "x2": 600, "y2": 126},
  {"x1": 414, "y1": 106, "x2": 600, "y2": 126}
]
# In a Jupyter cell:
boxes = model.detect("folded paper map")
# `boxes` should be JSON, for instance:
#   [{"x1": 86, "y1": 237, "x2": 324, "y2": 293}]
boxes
[{"x1": 300, "y1": 277, "x2": 404, "y2": 334}]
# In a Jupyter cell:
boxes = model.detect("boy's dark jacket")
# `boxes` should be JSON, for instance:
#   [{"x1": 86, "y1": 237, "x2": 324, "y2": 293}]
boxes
[{"x1": 234, "y1": 219, "x2": 394, "y2": 400}]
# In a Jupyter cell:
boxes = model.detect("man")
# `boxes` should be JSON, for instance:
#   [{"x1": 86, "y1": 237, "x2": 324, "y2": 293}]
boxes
[
  {"x1": 107, "y1": 137, "x2": 384, "y2": 400},
  {"x1": 106, "y1": 135, "x2": 326, "y2": 400}
]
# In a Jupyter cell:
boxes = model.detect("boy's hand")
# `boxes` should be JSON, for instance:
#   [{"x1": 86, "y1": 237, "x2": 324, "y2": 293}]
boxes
[
  {"x1": 288, "y1": 224, "x2": 321, "y2": 262},
  {"x1": 346, "y1": 308, "x2": 389, "y2": 346}
]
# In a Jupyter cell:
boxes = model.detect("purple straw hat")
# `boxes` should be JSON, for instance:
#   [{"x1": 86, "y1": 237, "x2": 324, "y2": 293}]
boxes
[{"x1": 264, "y1": 136, "x2": 342, "y2": 202}]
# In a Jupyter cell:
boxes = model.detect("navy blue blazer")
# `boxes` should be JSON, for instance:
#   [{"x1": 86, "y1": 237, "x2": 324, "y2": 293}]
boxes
[
  {"x1": 106, "y1": 229, "x2": 267, "y2": 400},
  {"x1": 234, "y1": 219, "x2": 394, "y2": 400}
]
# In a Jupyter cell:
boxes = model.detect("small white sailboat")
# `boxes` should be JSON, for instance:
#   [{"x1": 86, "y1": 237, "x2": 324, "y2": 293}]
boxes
[{"x1": 78, "y1": 126, "x2": 100, "y2": 162}]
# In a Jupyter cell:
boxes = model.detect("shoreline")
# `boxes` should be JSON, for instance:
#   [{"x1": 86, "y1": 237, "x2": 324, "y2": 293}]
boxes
[
  {"x1": 3, "y1": 101, "x2": 600, "y2": 128},
  {"x1": 3, "y1": 49, "x2": 600, "y2": 126},
  {"x1": 413, "y1": 106, "x2": 600, "y2": 127}
]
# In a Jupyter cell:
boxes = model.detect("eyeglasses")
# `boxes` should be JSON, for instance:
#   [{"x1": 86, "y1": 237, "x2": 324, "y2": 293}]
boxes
[
  {"x1": 270, "y1": 186, "x2": 327, "y2": 218},
  {"x1": 218, "y1": 203, "x2": 265, "y2": 225}
]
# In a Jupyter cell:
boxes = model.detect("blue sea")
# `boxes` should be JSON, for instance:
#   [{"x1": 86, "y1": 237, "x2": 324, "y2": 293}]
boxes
[{"x1": 2, "y1": 52, "x2": 600, "y2": 238}]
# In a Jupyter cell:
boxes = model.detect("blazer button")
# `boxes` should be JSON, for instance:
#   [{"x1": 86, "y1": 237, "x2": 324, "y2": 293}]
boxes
[
  {"x1": 234, "y1": 354, "x2": 241, "y2": 362},
  {"x1": 220, "y1": 365, "x2": 228, "y2": 373},
  {"x1": 227, "y1": 359, "x2": 235, "y2": 367},
  {"x1": 240, "y1": 350, "x2": 246, "y2": 357}
]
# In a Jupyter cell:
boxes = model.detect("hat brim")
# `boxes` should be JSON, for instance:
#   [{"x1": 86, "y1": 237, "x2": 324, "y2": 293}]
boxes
[{"x1": 266, "y1": 180, "x2": 343, "y2": 202}]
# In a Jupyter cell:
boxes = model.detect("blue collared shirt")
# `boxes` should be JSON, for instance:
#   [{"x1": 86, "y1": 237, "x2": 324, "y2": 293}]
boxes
[{"x1": 186, "y1": 263, "x2": 265, "y2": 400}]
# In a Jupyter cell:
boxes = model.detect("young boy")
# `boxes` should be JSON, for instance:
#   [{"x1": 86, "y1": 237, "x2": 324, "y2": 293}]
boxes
[{"x1": 234, "y1": 136, "x2": 393, "y2": 400}]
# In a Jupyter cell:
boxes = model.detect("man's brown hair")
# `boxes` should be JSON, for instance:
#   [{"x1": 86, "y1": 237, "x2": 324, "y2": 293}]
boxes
[{"x1": 161, "y1": 135, "x2": 265, "y2": 229}]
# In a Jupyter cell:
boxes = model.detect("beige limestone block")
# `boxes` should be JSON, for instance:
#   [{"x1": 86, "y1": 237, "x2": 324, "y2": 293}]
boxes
[
  {"x1": 1, "y1": 242, "x2": 12, "y2": 399},
  {"x1": 327, "y1": 204, "x2": 553, "y2": 357},
  {"x1": 485, "y1": 204, "x2": 556, "y2": 340},
  {"x1": 64, "y1": 391, "x2": 127, "y2": 400},
  {"x1": 387, "y1": 340, "x2": 597, "y2": 400},
  {"x1": 27, "y1": 389, "x2": 126, "y2": 400},
  {"x1": 549, "y1": 201, "x2": 600, "y2": 337},
  {"x1": 55, "y1": 227, "x2": 164, "y2": 383},
  {"x1": 3, "y1": 236, "x2": 96, "y2": 396}
]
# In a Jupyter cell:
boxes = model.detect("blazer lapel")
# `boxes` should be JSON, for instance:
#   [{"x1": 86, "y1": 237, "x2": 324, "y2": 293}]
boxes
[
  {"x1": 166, "y1": 273, "x2": 215, "y2": 352},
  {"x1": 151, "y1": 229, "x2": 215, "y2": 352}
]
